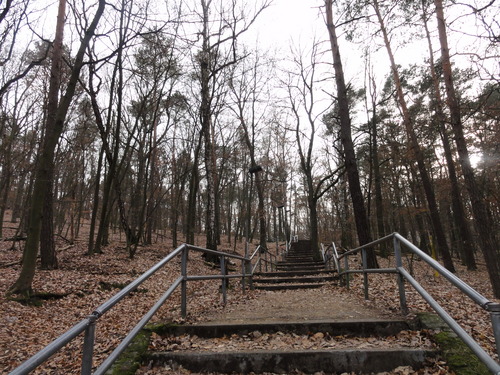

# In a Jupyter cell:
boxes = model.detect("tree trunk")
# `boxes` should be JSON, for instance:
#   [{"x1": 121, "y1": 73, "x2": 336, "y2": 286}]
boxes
[
  {"x1": 421, "y1": 3, "x2": 476, "y2": 269},
  {"x1": 308, "y1": 196, "x2": 319, "y2": 259},
  {"x1": 186, "y1": 133, "x2": 202, "y2": 245},
  {"x1": 8, "y1": 0, "x2": 106, "y2": 295},
  {"x1": 372, "y1": 0, "x2": 454, "y2": 271},
  {"x1": 367, "y1": 73, "x2": 386, "y2": 254},
  {"x1": 435, "y1": 0, "x2": 500, "y2": 296},
  {"x1": 325, "y1": 0, "x2": 377, "y2": 267},
  {"x1": 39, "y1": 0, "x2": 67, "y2": 270},
  {"x1": 200, "y1": 0, "x2": 218, "y2": 259},
  {"x1": 87, "y1": 143, "x2": 104, "y2": 255}
]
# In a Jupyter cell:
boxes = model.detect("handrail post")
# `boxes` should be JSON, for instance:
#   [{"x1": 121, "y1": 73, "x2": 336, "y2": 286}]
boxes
[
  {"x1": 81, "y1": 315, "x2": 96, "y2": 375},
  {"x1": 221, "y1": 255, "x2": 227, "y2": 306},
  {"x1": 394, "y1": 235, "x2": 408, "y2": 315},
  {"x1": 362, "y1": 247, "x2": 369, "y2": 300},
  {"x1": 241, "y1": 258, "x2": 246, "y2": 293},
  {"x1": 344, "y1": 256, "x2": 350, "y2": 289},
  {"x1": 488, "y1": 304, "x2": 500, "y2": 358},
  {"x1": 181, "y1": 247, "x2": 188, "y2": 318},
  {"x1": 248, "y1": 259, "x2": 254, "y2": 290}
]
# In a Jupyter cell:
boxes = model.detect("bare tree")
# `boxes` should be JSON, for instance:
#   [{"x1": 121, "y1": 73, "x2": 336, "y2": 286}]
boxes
[
  {"x1": 420, "y1": 0, "x2": 476, "y2": 269},
  {"x1": 229, "y1": 50, "x2": 273, "y2": 250},
  {"x1": 434, "y1": 0, "x2": 500, "y2": 295},
  {"x1": 324, "y1": 0, "x2": 378, "y2": 267},
  {"x1": 284, "y1": 41, "x2": 342, "y2": 257},
  {"x1": 194, "y1": 0, "x2": 271, "y2": 254},
  {"x1": 371, "y1": 0, "x2": 454, "y2": 271},
  {"x1": 8, "y1": 0, "x2": 106, "y2": 296}
]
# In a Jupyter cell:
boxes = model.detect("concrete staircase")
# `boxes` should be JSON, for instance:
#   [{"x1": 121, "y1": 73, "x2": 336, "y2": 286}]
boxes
[
  {"x1": 144, "y1": 319, "x2": 436, "y2": 374},
  {"x1": 137, "y1": 241, "x2": 437, "y2": 374},
  {"x1": 253, "y1": 240, "x2": 337, "y2": 290}
]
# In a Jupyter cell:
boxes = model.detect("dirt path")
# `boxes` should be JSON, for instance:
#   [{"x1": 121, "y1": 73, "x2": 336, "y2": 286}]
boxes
[{"x1": 198, "y1": 284, "x2": 401, "y2": 324}]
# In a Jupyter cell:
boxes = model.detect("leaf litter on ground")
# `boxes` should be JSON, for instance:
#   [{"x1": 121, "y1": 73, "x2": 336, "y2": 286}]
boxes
[{"x1": 1, "y1": 226, "x2": 499, "y2": 375}]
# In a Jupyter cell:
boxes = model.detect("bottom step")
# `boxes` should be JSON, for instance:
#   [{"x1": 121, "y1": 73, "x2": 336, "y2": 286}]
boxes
[{"x1": 147, "y1": 348, "x2": 436, "y2": 374}]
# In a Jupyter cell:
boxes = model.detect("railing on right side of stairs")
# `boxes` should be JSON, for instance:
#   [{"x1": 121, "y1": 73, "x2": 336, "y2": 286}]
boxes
[{"x1": 327, "y1": 232, "x2": 500, "y2": 375}]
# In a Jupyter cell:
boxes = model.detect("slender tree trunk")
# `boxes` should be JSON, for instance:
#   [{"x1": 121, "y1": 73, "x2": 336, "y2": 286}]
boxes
[
  {"x1": 308, "y1": 196, "x2": 319, "y2": 259},
  {"x1": 422, "y1": 3, "x2": 476, "y2": 269},
  {"x1": 186, "y1": 133, "x2": 202, "y2": 245},
  {"x1": 11, "y1": 173, "x2": 26, "y2": 224},
  {"x1": 0, "y1": 123, "x2": 13, "y2": 238},
  {"x1": 367, "y1": 72, "x2": 386, "y2": 253},
  {"x1": 325, "y1": 0, "x2": 377, "y2": 267},
  {"x1": 8, "y1": 0, "x2": 106, "y2": 295},
  {"x1": 372, "y1": 0, "x2": 454, "y2": 271},
  {"x1": 87, "y1": 143, "x2": 104, "y2": 255},
  {"x1": 435, "y1": 0, "x2": 500, "y2": 296},
  {"x1": 200, "y1": 0, "x2": 218, "y2": 257}
]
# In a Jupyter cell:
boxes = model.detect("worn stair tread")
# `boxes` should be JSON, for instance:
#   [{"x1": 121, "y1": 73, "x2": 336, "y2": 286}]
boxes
[
  {"x1": 254, "y1": 283, "x2": 326, "y2": 290},
  {"x1": 147, "y1": 348, "x2": 436, "y2": 374},
  {"x1": 157, "y1": 319, "x2": 415, "y2": 337},
  {"x1": 254, "y1": 269, "x2": 335, "y2": 277},
  {"x1": 253, "y1": 275, "x2": 337, "y2": 284},
  {"x1": 277, "y1": 263, "x2": 325, "y2": 267}
]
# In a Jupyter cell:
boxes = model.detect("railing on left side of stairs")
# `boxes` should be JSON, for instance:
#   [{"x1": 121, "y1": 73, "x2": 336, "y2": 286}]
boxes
[
  {"x1": 250, "y1": 244, "x2": 278, "y2": 273},
  {"x1": 8, "y1": 244, "x2": 251, "y2": 375}
]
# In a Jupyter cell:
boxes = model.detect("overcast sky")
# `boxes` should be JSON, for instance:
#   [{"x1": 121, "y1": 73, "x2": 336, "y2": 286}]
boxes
[{"x1": 246, "y1": 1, "x2": 324, "y2": 50}]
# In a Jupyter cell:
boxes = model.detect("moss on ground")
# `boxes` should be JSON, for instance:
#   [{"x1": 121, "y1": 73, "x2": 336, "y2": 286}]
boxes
[
  {"x1": 417, "y1": 312, "x2": 490, "y2": 375},
  {"x1": 104, "y1": 330, "x2": 151, "y2": 375}
]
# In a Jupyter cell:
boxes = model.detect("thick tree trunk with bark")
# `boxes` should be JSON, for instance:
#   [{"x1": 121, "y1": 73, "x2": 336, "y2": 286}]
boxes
[
  {"x1": 434, "y1": 0, "x2": 500, "y2": 296},
  {"x1": 8, "y1": 0, "x2": 106, "y2": 295},
  {"x1": 325, "y1": 0, "x2": 378, "y2": 268},
  {"x1": 199, "y1": 0, "x2": 218, "y2": 259},
  {"x1": 39, "y1": 0, "x2": 67, "y2": 270}
]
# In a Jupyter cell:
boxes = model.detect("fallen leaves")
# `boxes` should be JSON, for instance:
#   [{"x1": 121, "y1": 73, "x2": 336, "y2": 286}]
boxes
[
  {"x1": 1, "y1": 226, "x2": 498, "y2": 375},
  {"x1": 148, "y1": 329, "x2": 436, "y2": 353}
]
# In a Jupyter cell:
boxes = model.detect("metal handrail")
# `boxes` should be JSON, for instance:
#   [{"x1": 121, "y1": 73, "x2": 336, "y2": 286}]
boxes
[
  {"x1": 332, "y1": 232, "x2": 500, "y2": 375},
  {"x1": 250, "y1": 245, "x2": 278, "y2": 273},
  {"x1": 9, "y1": 244, "x2": 251, "y2": 375},
  {"x1": 320, "y1": 242, "x2": 340, "y2": 271}
]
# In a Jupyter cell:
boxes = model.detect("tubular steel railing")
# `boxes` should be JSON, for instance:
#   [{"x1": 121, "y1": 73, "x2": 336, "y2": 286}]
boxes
[
  {"x1": 250, "y1": 244, "x2": 277, "y2": 273},
  {"x1": 333, "y1": 232, "x2": 500, "y2": 375},
  {"x1": 320, "y1": 242, "x2": 340, "y2": 271},
  {"x1": 9, "y1": 243, "x2": 252, "y2": 375}
]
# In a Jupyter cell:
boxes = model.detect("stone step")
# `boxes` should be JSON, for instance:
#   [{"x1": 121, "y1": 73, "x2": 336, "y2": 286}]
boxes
[
  {"x1": 276, "y1": 264, "x2": 325, "y2": 271},
  {"x1": 255, "y1": 269, "x2": 335, "y2": 277},
  {"x1": 253, "y1": 275, "x2": 337, "y2": 284},
  {"x1": 278, "y1": 261, "x2": 324, "y2": 267},
  {"x1": 282, "y1": 259, "x2": 316, "y2": 264},
  {"x1": 254, "y1": 282, "x2": 326, "y2": 290},
  {"x1": 156, "y1": 319, "x2": 415, "y2": 338},
  {"x1": 286, "y1": 251, "x2": 314, "y2": 256},
  {"x1": 146, "y1": 348, "x2": 435, "y2": 374}
]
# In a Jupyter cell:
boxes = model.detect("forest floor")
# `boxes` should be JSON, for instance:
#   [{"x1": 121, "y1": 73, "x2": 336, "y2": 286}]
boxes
[{"x1": 1, "y1": 215, "x2": 499, "y2": 374}]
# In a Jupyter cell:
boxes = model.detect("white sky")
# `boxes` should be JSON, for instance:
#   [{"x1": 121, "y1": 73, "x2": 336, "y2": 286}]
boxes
[{"x1": 246, "y1": 0, "x2": 324, "y2": 51}]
